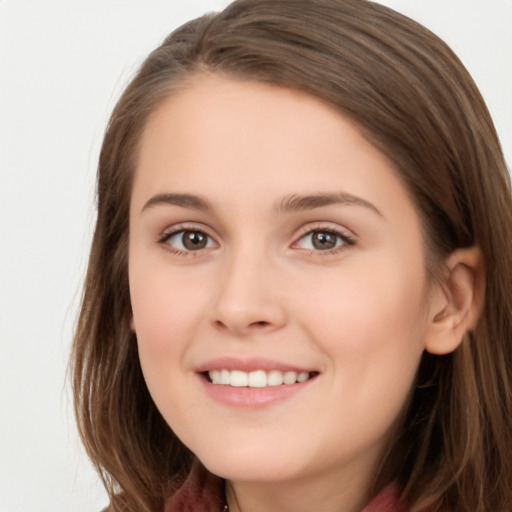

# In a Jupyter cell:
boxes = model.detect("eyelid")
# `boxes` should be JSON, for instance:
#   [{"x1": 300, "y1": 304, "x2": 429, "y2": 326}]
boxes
[
  {"x1": 293, "y1": 221, "x2": 356, "y2": 240},
  {"x1": 158, "y1": 222, "x2": 219, "y2": 252},
  {"x1": 291, "y1": 222, "x2": 356, "y2": 253},
  {"x1": 156, "y1": 221, "x2": 356, "y2": 257},
  {"x1": 158, "y1": 221, "x2": 216, "y2": 238}
]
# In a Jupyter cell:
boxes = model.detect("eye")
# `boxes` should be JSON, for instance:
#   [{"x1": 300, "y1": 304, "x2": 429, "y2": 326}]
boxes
[
  {"x1": 162, "y1": 229, "x2": 216, "y2": 252},
  {"x1": 294, "y1": 229, "x2": 353, "y2": 252}
]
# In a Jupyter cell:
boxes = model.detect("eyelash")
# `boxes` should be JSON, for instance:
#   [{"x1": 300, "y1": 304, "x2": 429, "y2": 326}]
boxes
[
  {"x1": 158, "y1": 224, "x2": 217, "y2": 258},
  {"x1": 158, "y1": 224, "x2": 356, "y2": 257},
  {"x1": 292, "y1": 225, "x2": 356, "y2": 256}
]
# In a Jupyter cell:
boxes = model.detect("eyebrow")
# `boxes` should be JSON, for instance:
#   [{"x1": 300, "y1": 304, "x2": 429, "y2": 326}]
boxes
[
  {"x1": 141, "y1": 191, "x2": 382, "y2": 218},
  {"x1": 141, "y1": 193, "x2": 213, "y2": 213},
  {"x1": 275, "y1": 192, "x2": 383, "y2": 217}
]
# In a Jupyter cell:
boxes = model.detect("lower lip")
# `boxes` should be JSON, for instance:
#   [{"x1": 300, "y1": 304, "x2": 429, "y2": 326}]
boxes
[{"x1": 198, "y1": 375, "x2": 316, "y2": 408}]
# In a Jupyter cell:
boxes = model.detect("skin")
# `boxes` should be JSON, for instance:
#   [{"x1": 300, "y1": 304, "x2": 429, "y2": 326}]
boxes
[{"x1": 128, "y1": 74, "x2": 460, "y2": 512}]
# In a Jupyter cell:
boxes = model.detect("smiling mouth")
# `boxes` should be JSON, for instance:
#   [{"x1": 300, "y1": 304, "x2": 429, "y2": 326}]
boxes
[{"x1": 204, "y1": 369, "x2": 318, "y2": 388}]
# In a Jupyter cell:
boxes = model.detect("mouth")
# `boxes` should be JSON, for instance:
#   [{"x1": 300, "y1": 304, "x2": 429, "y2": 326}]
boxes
[{"x1": 203, "y1": 369, "x2": 319, "y2": 388}]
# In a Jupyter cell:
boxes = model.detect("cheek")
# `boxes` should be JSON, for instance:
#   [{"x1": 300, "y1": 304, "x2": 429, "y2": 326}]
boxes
[
  {"x1": 129, "y1": 268, "x2": 209, "y2": 431},
  {"x1": 129, "y1": 264, "x2": 205, "y2": 376},
  {"x1": 313, "y1": 267, "x2": 427, "y2": 426},
  {"x1": 298, "y1": 255, "x2": 429, "y2": 387}
]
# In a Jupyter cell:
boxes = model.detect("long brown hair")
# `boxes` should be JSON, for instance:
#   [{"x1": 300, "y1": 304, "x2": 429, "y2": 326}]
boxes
[{"x1": 71, "y1": 1, "x2": 512, "y2": 510}]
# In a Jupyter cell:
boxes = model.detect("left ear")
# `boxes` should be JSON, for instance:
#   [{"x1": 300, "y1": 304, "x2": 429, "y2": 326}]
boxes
[{"x1": 424, "y1": 246, "x2": 485, "y2": 355}]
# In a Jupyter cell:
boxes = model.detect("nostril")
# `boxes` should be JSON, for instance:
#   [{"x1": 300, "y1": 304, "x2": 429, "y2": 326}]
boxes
[
  {"x1": 212, "y1": 319, "x2": 271, "y2": 335},
  {"x1": 250, "y1": 321, "x2": 270, "y2": 328}
]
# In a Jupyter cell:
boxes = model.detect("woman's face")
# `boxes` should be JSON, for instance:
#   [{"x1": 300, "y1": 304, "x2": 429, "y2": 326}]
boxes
[{"x1": 129, "y1": 75, "x2": 434, "y2": 489}]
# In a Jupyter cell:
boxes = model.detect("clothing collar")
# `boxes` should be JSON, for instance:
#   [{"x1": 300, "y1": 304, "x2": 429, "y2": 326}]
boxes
[{"x1": 165, "y1": 460, "x2": 405, "y2": 512}]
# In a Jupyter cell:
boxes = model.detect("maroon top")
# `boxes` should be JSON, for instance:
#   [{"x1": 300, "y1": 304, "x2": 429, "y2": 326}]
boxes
[{"x1": 165, "y1": 461, "x2": 406, "y2": 512}]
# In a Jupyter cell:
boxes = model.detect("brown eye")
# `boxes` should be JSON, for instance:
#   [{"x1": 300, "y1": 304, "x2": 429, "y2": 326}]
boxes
[
  {"x1": 182, "y1": 231, "x2": 208, "y2": 250},
  {"x1": 311, "y1": 231, "x2": 338, "y2": 250},
  {"x1": 295, "y1": 229, "x2": 353, "y2": 253},
  {"x1": 164, "y1": 230, "x2": 216, "y2": 252}
]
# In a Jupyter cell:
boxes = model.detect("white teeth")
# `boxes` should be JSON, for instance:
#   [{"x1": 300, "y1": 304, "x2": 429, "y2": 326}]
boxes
[
  {"x1": 267, "y1": 370, "x2": 283, "y2": 386},
  {"x1": 248, "y1": 370, "x2": 267, "y2": 387},
  {"x1": 230, "y1": 370, "x2": 248, "y2": 387},
  {"x1": 297, "y1": 371, "x2": 309, "y2": 383},
  {"x1": 210, "y1": 369, "x2": 221, "y2": 384},
  {"x1": 207, "y1": 369, "x2": 312, "y2": 387},
  {"x1": 220, "y1": 369, "x2": 230, "y2": 385},
  {"x1": 283, "y1": 371, "x2": 298, "y2": 385}
]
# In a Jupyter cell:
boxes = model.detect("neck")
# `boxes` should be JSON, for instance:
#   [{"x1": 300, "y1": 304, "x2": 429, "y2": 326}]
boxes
[{"x1": 225, "y1": 464, "x2": 377, "y2": 512}]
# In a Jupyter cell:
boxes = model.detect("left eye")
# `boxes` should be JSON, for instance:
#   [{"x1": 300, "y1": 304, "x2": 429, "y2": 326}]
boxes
[
  {"x1": 164, "y1": 230, "x2": 216, "y2": 251},
  {"x1": 295, "y1": 230, "x2": 346, "y2": 251}
]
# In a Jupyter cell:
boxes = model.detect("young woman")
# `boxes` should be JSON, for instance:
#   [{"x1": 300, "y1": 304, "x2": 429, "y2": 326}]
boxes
[{"x1": 71, "y1": 0, "x2": 512, "y2": 510}]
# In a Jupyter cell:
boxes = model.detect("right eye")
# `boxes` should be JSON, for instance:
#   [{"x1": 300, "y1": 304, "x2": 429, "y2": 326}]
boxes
[{"x1": 162, "y1": 230, "x2": 217, "y2": 252}]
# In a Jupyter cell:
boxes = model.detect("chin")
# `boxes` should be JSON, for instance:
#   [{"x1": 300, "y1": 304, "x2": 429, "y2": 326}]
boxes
[
  {"x1": 203, "y1": 458, "x2": 298, "y2": 483},
  {"x1": 192, "y1": 438, "x2": 307, "y2": 483}
]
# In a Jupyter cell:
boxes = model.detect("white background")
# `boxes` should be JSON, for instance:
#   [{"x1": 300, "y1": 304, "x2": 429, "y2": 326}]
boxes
[{"x1": 1, "y1": 1, "x2": 510, "y2": 511}]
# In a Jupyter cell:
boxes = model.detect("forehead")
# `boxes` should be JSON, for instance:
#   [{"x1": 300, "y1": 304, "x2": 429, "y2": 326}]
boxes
[
  {"x1": 132, "y1": 74, "x2": 416, "y2": 225},
  {"x1": 137, "y1": 74, "x2": 360, "y2": 174}
]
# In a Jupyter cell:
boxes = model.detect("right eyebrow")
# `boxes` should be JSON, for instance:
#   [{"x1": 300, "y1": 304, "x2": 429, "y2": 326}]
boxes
[
  {"x1": 274, "y1": 192, "x2": 383, "y2": 218},
  {"x1": 141, "y1": 193, "x2": 213, "y2": 214}
]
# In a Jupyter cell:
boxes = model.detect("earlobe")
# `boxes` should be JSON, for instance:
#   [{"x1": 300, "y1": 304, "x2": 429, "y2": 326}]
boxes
[{"x1": 424, "y1": 246, "x2": 485, "y2": 355}]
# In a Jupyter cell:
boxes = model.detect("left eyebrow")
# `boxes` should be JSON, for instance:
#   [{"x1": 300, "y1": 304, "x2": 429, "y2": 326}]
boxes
[
  {"x1": 141, "y1": 193, "x2": 213, "y2": 214},
  {"x1": 274, "y1": 192, "x2": 383, "y2": 218}
]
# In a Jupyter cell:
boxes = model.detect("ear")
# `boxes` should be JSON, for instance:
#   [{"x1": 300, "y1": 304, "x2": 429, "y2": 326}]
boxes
[{"x1": 424, "y1": 246, "x2": 485, "y2": 355}]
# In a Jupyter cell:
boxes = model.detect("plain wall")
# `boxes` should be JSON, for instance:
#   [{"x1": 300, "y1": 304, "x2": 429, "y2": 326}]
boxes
[{"x1": 1, "y1": 1, "x2": 510, "y2": 510}]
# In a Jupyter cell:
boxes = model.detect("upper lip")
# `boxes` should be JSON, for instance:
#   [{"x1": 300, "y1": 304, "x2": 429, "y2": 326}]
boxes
[{"x1": 195, "y1": 357, "x2": 317, "y2": 374}]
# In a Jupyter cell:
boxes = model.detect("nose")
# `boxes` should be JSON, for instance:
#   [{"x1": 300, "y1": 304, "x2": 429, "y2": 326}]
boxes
[{"x1": 210, "y1": 251, "x2": 287, "y2": 337}]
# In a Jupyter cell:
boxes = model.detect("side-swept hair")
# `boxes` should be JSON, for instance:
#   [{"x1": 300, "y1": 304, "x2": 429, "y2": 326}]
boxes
[{"x1": 71, "y1": 1, "x2": 512, "y2": 510}]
